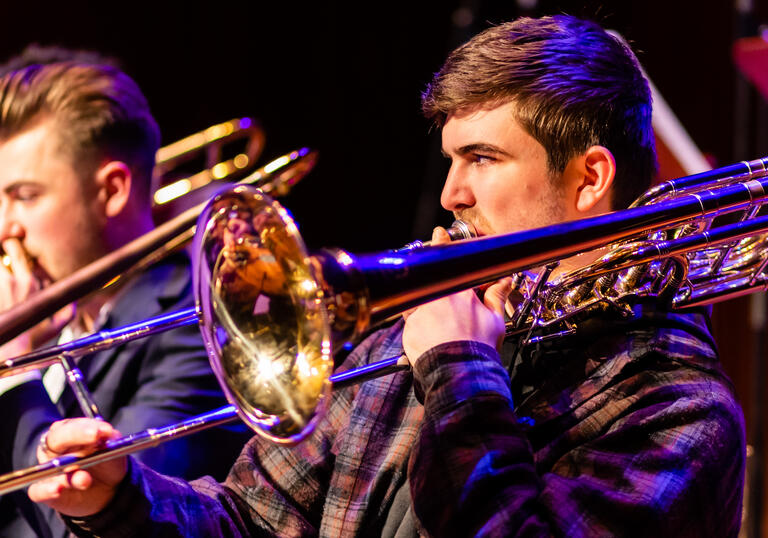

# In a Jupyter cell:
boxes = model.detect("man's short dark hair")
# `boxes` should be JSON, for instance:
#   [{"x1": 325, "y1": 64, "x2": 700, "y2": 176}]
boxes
[
  {"x1": 422, "y1": 15, "x2": 657, "y2": 210},
  {"x1": 0, "y1": 47, "x2": 160, "y2": 200}
]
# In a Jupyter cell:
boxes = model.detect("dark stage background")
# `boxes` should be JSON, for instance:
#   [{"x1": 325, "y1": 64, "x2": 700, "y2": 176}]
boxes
[
  {"x1": 3, "y1": 1, "x2": 760, "y2": 250},
  {"x1": 3, "y1": 0, "x2": 768, "y2": 535}
]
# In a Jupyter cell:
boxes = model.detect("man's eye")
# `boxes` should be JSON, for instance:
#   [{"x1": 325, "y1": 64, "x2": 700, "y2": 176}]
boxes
[
  {"x1": 472, "y1": 154, "x2": 496, "y2": 164},
  {"x1": 11, "y1": 187, "x2": 40, "y2": 201}
]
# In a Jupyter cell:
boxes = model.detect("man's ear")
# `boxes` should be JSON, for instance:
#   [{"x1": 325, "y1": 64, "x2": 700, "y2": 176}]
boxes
[
  {"x1": 94, "y1": 161, "x2": 132, "y2": 218},
  {"x1": 570, "y1": 145, "x2": 616, "y2": 213}
]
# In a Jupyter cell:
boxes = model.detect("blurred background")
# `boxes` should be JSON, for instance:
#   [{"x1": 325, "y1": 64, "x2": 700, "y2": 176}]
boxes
[{"x1": 1, "y1": 0, "x2": 767, "y2": 535}]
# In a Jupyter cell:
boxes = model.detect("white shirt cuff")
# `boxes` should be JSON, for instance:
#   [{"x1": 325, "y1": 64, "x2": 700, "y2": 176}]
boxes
[{"x1": 0, "y1": 370, "x2": 42, "y2": 396}]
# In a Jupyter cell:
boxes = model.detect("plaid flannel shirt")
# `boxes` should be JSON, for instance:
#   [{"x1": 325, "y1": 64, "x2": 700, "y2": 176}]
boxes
[{"x1": 67, "y1": 305, "x2": 745, "y2": 537}]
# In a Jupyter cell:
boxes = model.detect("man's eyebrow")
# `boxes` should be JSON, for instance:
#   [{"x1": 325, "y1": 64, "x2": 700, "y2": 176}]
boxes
[{"x1": 453, "y1": 143, "x2": 512, "y2": 157}]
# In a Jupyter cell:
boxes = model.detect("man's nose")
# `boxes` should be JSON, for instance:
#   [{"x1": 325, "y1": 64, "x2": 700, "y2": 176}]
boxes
[{"x1": 440, "y1": 164, "x2": 475, "y2": 212}]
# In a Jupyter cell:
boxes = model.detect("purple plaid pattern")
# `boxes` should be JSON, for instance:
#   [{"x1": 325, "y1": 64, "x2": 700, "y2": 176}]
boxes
[
  {"x1": 67, "y1": 310, "x2": 745, "y2": 537},
  {"x1": 409, "y1": 309, "x2": 746, "y2": 537}
]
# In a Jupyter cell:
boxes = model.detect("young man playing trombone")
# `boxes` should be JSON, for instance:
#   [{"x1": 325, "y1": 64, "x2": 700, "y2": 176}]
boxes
[
  {"x1": 28, "y1": 16, "x2": 745, "y2": 537},
  {"x1": 0, "y1": 53, "x2": 249, "y2": 537}
]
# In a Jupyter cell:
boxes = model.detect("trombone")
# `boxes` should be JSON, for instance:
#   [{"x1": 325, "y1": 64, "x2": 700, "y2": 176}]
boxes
[{"x1": 2, "y1": 155, "x2": 768, "y2": 494}]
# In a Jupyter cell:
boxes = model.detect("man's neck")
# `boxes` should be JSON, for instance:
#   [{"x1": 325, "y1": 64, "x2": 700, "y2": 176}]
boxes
[
  {"x1": 105, "y1": 211, "x2": 155, "y2": 253},
  {"x1": 77, "y1": 212, "x2": 155, "y2": 331}
]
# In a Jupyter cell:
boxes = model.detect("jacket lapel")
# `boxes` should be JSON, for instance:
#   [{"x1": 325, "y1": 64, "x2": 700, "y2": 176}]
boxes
[{"x1": 58, "y1": 254, "x2": 192, "y2": 416}]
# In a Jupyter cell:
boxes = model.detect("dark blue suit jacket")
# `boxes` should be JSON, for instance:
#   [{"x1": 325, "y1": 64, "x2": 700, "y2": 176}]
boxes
[{"x1": 0, "y1": 253, "x2": 251, "y2": 537}]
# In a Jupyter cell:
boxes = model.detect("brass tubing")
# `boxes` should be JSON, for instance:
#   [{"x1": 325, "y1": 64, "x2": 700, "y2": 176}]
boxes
[
  {"x1": 0, "y1": 406, "x2": 239, "y2": 495},
  {"x1": 0, "y1": 358, "x2": 407, "y2": 495},
  {"x1": 0, "y1": 307, "x2": 199, "y2": 377}
]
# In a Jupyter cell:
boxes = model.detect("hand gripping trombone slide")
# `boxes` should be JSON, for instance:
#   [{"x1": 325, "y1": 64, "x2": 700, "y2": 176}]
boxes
[{"x1": 2, "y1": 156, "x2": 768, "y2": 494}]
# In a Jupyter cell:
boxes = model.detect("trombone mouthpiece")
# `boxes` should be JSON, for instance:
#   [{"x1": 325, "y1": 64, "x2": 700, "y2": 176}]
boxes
[
  {"x1": 396, "y1": 219, "x2": 477, "y2": 252},
  {"x1": 444, "y1": 220, "x2": 476, "y2": 242}
]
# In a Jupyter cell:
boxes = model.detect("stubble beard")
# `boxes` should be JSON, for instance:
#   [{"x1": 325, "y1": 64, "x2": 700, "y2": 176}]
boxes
[{"x1": 454, "y1": 181, "x2": 566, "y2": 238}]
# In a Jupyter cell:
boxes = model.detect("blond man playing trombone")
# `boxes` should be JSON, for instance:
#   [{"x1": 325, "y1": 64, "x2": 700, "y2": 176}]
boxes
[{"x1": 0, "y1": 51, "x2": 249, "y2": 538}]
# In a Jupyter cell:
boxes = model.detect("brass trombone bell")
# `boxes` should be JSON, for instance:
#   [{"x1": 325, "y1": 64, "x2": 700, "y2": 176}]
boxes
[
  {"x1": 152, "y1": 117, "x2": 266, "y2": 207},
  {"x1": 194, "y1": 187, "x2": 333, "y2": 442}
]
